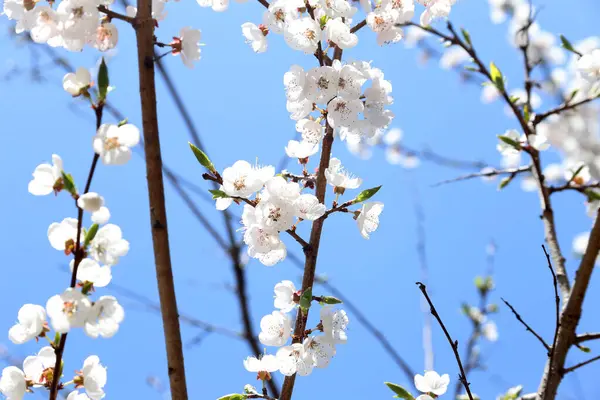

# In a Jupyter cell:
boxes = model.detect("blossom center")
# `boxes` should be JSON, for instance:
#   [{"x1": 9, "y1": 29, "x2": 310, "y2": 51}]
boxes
[
  {"x1": 233, "y1": 177, "x2": 246, "y2": 191},
  {"x1": 104, "y1": 137, "x2": 120, "y2": 151},
  {"x1": 304, "y1": 29, "x2": 316, "y2": 41},
  {"x1": 63, "y1": 301, "x2": 77, "y2": 317}
]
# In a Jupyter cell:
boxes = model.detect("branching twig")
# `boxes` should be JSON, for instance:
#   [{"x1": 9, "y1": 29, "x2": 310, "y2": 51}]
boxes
[
  {"x1": 542, "y1": 245, "x2": 561, "y2": 381},
  {"x1": 563, "y1": 355, "x2": 600, "y2": 374},
  {"x1": 501, "y1": 297, "x2": 550, "y2": 351},
  {"x1": 575, "y1": 333, "x2": 600, "y2": 344},
  {"x1": 432, "y1": 165, "x2": 531, "y2": 187},
  {"x1": 417, "y1": 282, "x2": 475, "y2": 400}
]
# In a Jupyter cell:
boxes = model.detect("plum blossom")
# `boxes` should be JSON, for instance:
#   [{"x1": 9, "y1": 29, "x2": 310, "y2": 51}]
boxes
[
  {"x1": 320, "y1": 306, "x2": 349, "y2": 344},
  {"x1": 276, "y1": 343, "x2": 314, "y2": 376},
  {"x1": 325, "y1": 158, "x2": 362, "y2": 191},
  {"x1": 48, "y1": 218, "x2": 78, "y2": 253},
  {"x1": 284, "y1": 17, "x2": 321, "y2": 54},
  {"x1": 79, "y1": 356, "x2": 107, "y2": 400},
  {"x1": 243, "y1": 354, "x2": 279, "y2": 380},
  {"x1": 285, "y1": 140, "x2": 319, "y2": 159},
  {"x1": 71, "y1": 259, "x2": 112, "y2": 288},
  {"x1": 77, "y1": 193, "x2": 105, "y2": 213},
  {"x1": 171, "y1": 27, "x2": 202, "y2": 69},
  {"x1": 324, "y1": 18, "x2": 358, "y2": 49},
  {"x1": 242, "y1": 22, "x2": 268, "y2": 53},
  {"x1": 22, "y1": 346, "x2": 56, "y2": 387},
  {"x1": 293, "y1": 194, "x2": 326, "y2": 220},
  {"x1": 0, "y1": 366, "x2": 26, "y2": 400}
]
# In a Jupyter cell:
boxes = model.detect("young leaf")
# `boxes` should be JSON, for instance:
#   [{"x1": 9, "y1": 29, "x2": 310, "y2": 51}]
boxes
[
  {"x1": 584, "y1": 189, "x2": 600, "y2": 202},
  {"x1": 384, "y1": 382, "x2": 415, "y2": 400},
  {"x1": 299, "y1": 287, "x2": 313, "y2": 312},
  {"x1": 523, "y1": 104, "x2": 531, "y2": 122},
  {"x1": 577, "y1": 344, "x2": 591, "y2": 353},
  {"x1": 117, "y1": 118, "x2": 129, "y2": 127},
  {"x1": 98, "y1": 57, "x2": 109, "y2": 102},
  {"x1": 497, "y1": 135, "x2": 522, "y2": 150},
  {"x1": 353, "y1": 185, "x2": 382, "y2": 204},
  {"x1": 61, "y1": 172, "x2": 77, "y2": 196},
  {"x1": 461, "y1": 28, "x2": 472, "y2": 46},
  {"x1": 319, "y1": 296, "x2": 343, "y2": 305},
  {"x1": 209, "y1": 189, "x2": 230, "y2": 200},
  {"x1": 84, "y1": 224, "x2": 99, "y2": 246},
  {"x1": 189, "y1": 142, "x2": 216, "y2": 172},
  {"x1": 498, "y1": 175, "x2": 514, "y2": 190},
  {"x1": 217, "y1": 394, "x2": 247, "y2": 400},
  {"x1": 560, "y1": 34, "x2": 580, "y2": 55},
  {"x1": 490, "y1": 62, "x2": 505, "y2": 92}
]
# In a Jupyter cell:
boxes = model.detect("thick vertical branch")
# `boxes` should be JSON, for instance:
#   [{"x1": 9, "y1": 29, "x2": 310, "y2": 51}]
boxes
[
  {"x1": 278, "y1": 122, "x2": 334, "y2": 400},
  {"x1": 134, "y1": 4, "x2": 188, "y2": 399},
  {"x1": 537, "y1": 211, "x2": 600, "y2": 399}
]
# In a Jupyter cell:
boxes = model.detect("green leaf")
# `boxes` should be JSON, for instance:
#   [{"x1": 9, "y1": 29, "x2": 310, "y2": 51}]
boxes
[
  {"x1": 61, "y1": 172, "x2": 77, "y2": 196},
  {"x1": 209, "y1": 189, "x2": 230, "y2": 200},
  {"x1": 497, "y1": 135, "x2": 522, "y2": 150},
  {"x1": 84, "y1": 224, "x2": 99, "y2": 246},
  {"x1": 461, "y1": 28, "x2": 472, "y2": 46},
  {"x1": 81, "y1": 281, "x2": 94, "y2": 295},
  {"x1": 509, "y1": 95, "x2": 521, "y2": 104},
  {"x1": 98, "y1": 57, "x2": 109, "y2": 102},
  {"x1": 523, "y1": 104, "x2": 531, "y2": 123},
  {"x1": 560, "y1": 34, "x2": 579, "y2": 55},
  {"x1": 299, "y1": 287, "x2": 313, "y2": 312},
  {"x1": 568, "y1": 164, "x2": 585, "y2": 183},
  {"x1": 490, "y1": 62, "x2": 505, "y2": 92},
  {"x1": 319, "y1": 15, "x2": 329, "y2": 30},
  {"x1": 353, "y1": 185, "x2": 382, "y2": 204},
  {"x1": 464, "y1": 65, "x2": 479, "y2": 73},
  {"x1": 584, "y1": 189, "x2": 600, "y2": 202},
  {"x1": 217, "y1": 394, "x2": 246, "y2": 400},
  {"x1": 189, "y1": 142, "x2": 215, "y2": 172},
  {"x1": 384, "y1": 382, "x2": 415, "y2": 400},
  {"x1": 567, "y1": 89, "x2": 579, "y2": 104},
  {"x1": 53, "y1": 332, "x2": 61, "y2": 348},
  {"x1": 498, "y1": 175, "x2": 514, "y2": 190},
  {"x1": 117, "y1": 118, "x2": 128, "y2": 127},
  {"x1": 319, "y1": 296, "x2": 343, "y2": 305}
]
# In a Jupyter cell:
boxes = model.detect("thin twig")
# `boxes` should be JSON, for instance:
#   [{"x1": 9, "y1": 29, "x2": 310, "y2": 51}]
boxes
[
  {"x1": 542, "y1": 245, "x2": 561, "y2": 383},
  {"x1": 501, "y1": 297, "x2": 550, "y2": 351},
  {"x1": 417, "y1": 282, "x2": 475, "y2": 400},
  {"x1": 533, "y1": 96, "x2": 600, "y2": 125},
  {"x1": 575, "y1": 333, "x2": 600, "y2": 344},
  {"x1": 432, "y1": 165, "x2": 531, "y2": 187},
  {"x1": 563, "y1": 355, "x2": 600, "y2": 374}
]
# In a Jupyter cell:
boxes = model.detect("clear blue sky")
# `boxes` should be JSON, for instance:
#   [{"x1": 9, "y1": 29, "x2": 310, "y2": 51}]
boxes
[{"x1": 1, "y1": 0, "x2": 599, "y2": 399}]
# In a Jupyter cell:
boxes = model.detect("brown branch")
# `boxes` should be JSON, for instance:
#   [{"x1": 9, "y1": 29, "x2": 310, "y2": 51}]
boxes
[
  {"x1": 134, "y1": 0, "x2": 188, "y2": 397},
  {"x1": 501, "y1": 297, "x2": 550, "y2": 351},
  {"x1": 417, "y1": 282, "x2": 475, "y2": 400},
  {"x1": 98, "y1": 5, "x2": 135, "y2": 23},
  {"x1": 537, "y1": 211, "x2": 600, "y2": 398},
  {"x1": 533, "y1": 96, "x2": 600, "y2": 126},
  {"x1": 548, "y1": 182, "x2": 600, "y2": 195},
  {"x1": 432, "y1": 165, "x2": 531, "y2": 187},
  {"x1": 542, "y1": 245, "x2": 561, "y2": 382},
  {"x1": 49, "y1": 105, "x2": 104, "y2": 400},
  {"x1": 350, "y1": 19, "x2": 366, "y2": 34},
  {"x1": 575, "y1": 333, "x2": 600, "y2": 344},
  {"x1": 563, "y1": 355, "x2": 600, "y2": 374}
]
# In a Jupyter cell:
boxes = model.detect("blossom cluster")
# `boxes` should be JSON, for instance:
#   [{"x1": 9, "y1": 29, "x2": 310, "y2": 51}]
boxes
[
  {"x1": 0, "y1": 67, "x2": 139, "y2": 400},
  {"x1": 243, "y1": 281, "x2": 348, "y2": 381}
]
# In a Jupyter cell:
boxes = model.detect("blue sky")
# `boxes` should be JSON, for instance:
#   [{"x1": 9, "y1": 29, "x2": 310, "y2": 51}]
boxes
[{"x1": 1, "y1": 0, "x2": 600, "y2": 399}]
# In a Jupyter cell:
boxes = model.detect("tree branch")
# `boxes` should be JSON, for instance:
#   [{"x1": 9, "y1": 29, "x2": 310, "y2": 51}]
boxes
[
  {"x1": 134, "y1": 0, "x2": 188, "y2": 397},
  {"x1": 501, "y1": 297, "x2": 550, "y2": 351},
  {"x1": 417, "y1": 282, "x2": 475, "y2": 400}
]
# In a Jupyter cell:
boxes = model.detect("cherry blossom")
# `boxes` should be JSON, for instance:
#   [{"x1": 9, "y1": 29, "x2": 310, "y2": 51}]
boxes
[
  {"x1": 259, "y1": 311, "x2": 292, "y2": 347},
  {"x1": 48, "y1": 217, "x2": 79, "y2": 253},
  {"x1": 243, "y1": 354, "x2": 279, "y2": 380},
  {"x1": 414, "y1": 370, "x2": 450, "y2": 396},
  {"x1": 325, "y1": 158, "x2": 362, "y2": 190},
  {"x1": 356, "y1": 202, "x2": 384, "y2": 239},
  {"x1": 8, "y1": 304, "x2": 46, "y2": 345},
  {"x1": 23, "y1": 346, "x2": 56, "y2": 387},
  {"x1": 296, "y1": 118, "x2": 324, "y2": 143},
  {"x1": 28, "y1": 154, "x2": 64, "y2": 196},
  {"x1": 320, "y1": 306, "x2": 349, "y2": 344},
  {"x1": 171, "y1": 27, "x2": 202, "y2": 68},
  {"x1": 242, "y1": 22, "x2": 268, "y2": 53},
  {"x1": 89, "y1": 224, "x2": 130, "y2": 266},
  {"x1": 71, "y1": 259, "x2": 112, "y2": 288},
  {"x1": 293, "y1": 194, "x2": 326, "y2": 220},
  {"x1": 324, "y1": 18, "x2": 358, "y2": 49},
  {"x1": 274, "y1": 280, "x2": 298, "y2": 313},
  {"x1": 93, "y1": 123, "x2": 141, "y2": 165},
  {"x1": 92, "y1": 207, "x2": 111, "y2": 225},
  {"x1": 304, "y1": 336, "x2": 335, "y2": 368},
  {"x1": 284, "y1": 17, "x2": 321, "y2": 54},
  {"x1": 46, "y1": 288, "x2": 93, "y2": 333},
  {"x1": 77, "y1": 192, "x2": 105, "y2": 213},
  {"x1": 80, "y1": 356, "x2": 107, "y2": 400},
  {"x1": 285, "y1": 139, "x2": 319, "y2": 159},
  {"x1": 276, "y1": 343, "x2": 314, "y2": 376},
  {"x1": 84, "y1": 296, "x2": 124, "y2": 338},
  {"x1": 0, "y1": 366, "x2": 26, "y2": 400}
]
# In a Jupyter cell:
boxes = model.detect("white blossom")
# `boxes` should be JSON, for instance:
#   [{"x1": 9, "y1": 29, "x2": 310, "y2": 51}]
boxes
[
  {"x1": 89, "y1": 224, "x2": 129, "y2": 266},
  {"x1": 285, "y1": 140, "x2": 319, "y2": 159},
  {"x1": 84, "y1": 296, "x2": 124, "y2": 338},
  {"x1": 284, "y1": 65, "x2": 307, "y2": 101},
  {"x1": 357, "y1": 201, "x2": 384, "y2": 239},
  {"x1": 8, "y1": 304, "x2": 46, "y2": 345},
  {"x1": 325, "y1": 158, "x2": 362, "y2": 190},
  {"x1": 259, "y1": 311, "x2": 292, "y2": 347},
  {"x1": 243, "y1": 354, "x2": 278, "y2": 380},
  {"x1": 274, "y1": 280, "x2": 297, "y2": 313},
  {"x1": 324, "y1": 18, "x2": 358, "y2": 49},
  {"x1": 71, "y1": 259, "x2": 112, "y2": 288},
  {"x1": 28, "y1": 154, "x2": 64, "y2": 196},
  {"x1": 77, "y1": 193, "x2": 105, "y2": 213},
  {"x1": 0, "y1": 366, "x2": 26, "y2": 400},
  {"x1": 482, "y1": 321, "x2": 499, "y2": 342},
  {"x1": 293, "y1": 194, "x2": 326, "y2": 220},
  {"x1": 296, "y1": 119, "x2": 324, "y2": 144},
  {"x1": 222, "y1": 160, "x2": 274, "y2": 198},
  {"x1": 22, "y1": 346, "x2": 55, "y2": 387},
  {"x1": 92, "y1": 207, "x2": 111, "y2": 225},
  {"x1": 93, "y1": 123, "x2": 140, "y2": 165},
  {"x1": 284, "y1": 17, "x2": 321, "y2": 54},
  {"x1": 276, "y1": 343, "x2": 314, "y2": 376},
  {"x1": 48, "y1": 217, "x2": 78, "y2": 253},
  {"x1": 320, "y1": 306, "x2": 349, "y2": 344},
  {"x1": 46, "y1": 289, "x2": 92, "y2": 333},
  {"x1": 304, "y1": 336, "x2": 335, "y2": 368},
  {"x1": 173, "y1": 27, "x2": 202, "y2": 69},
  {"x1": 414, "y1": 370, "x2": 450, "y2": 396},
  {"x1": 63, "y1": 68, "x2": 91, "y2": 96},
  {"x1": 81, "y1": 356, "x2": 107, "y2": 400},
  {"x1": 577, "y1": 49, "x2": 600, "y2": 82},
  {"x1": 241, "y1": 22, "x2": 268, "y2": 53}
]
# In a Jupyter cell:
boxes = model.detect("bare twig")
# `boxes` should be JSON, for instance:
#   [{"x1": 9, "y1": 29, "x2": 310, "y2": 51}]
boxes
[
  {"x1": 417, "y1": 282, "x2": 475, "y2": 400},
  {"x1": 501, "y1": 297, "x2": 550, "y2": 351},
  {"x1": 575, "y1": 333, "x2": 600, "y2": 344},
  {"x1": 432, "y1": 165, "x2": 531, "y2": 187},
  {"x1": 533, "y1": 96, "x2": 600, "y2": 125},
  {"x1": 563, "y1": 355, "x2": 600, "y2": 374},
  {"x1": 542, "y1": 245, "x2": 561, "y2": 380}
]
